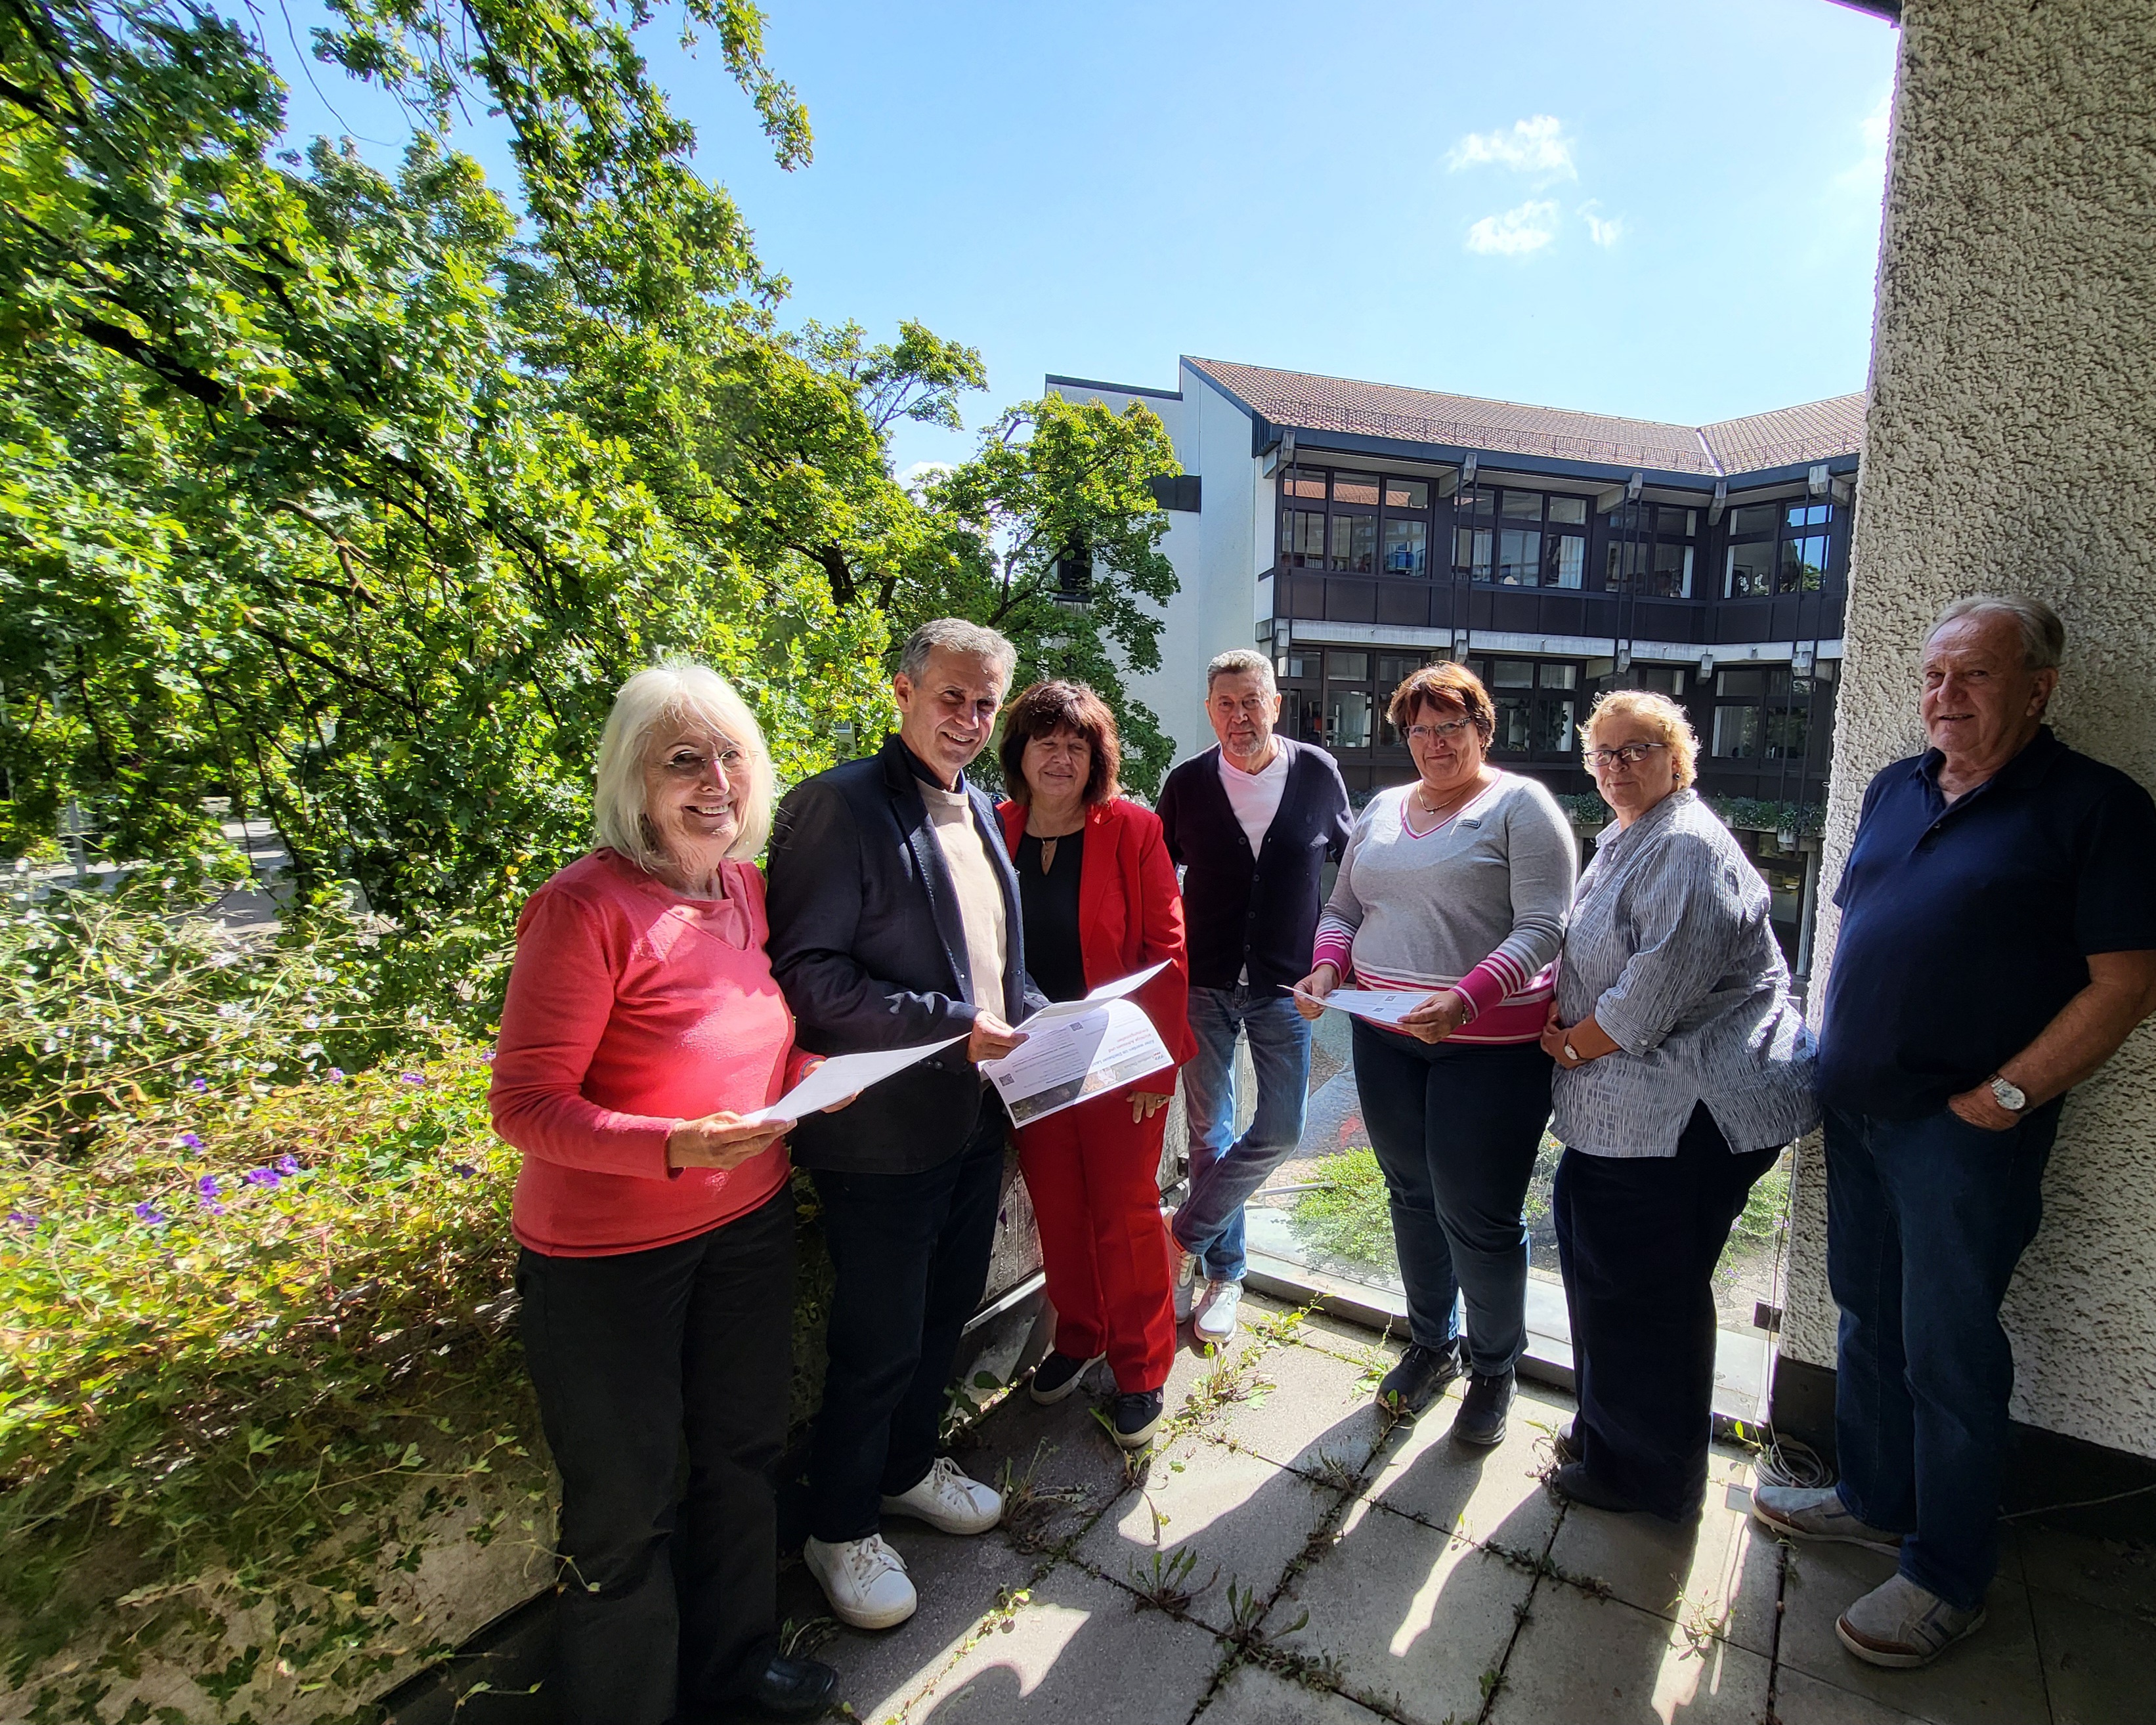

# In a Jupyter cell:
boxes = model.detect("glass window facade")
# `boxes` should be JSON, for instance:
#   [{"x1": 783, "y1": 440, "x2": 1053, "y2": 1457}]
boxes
[{"x1": 1278, "y1": 463, "x2": 1437, "y2": 577}]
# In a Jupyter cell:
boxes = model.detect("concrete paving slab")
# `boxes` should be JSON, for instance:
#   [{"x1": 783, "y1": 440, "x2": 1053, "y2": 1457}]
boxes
[
  {"x1": 1763, "y1": 1666, "x2": 1928, "y2": 1724},
  {"x1": 1266, "y1": 1501, "x2": 1536, "y2": 1725},
  {"x1": 1194, "y1": 1660, "x2": 1393, "y2": 1724},
  {"x1": 1486, "y1": 1576, "x2": 1775, "y2": 1724},
  {"x1": 1075, "y1": 1432, "x2": 1343, "y2": 1635},
  {"x1": 807, "y1": 1522, "x2": 1044, "y2": 1725},
  {"x1": 1775, "y1": 1538, "x2": 2050, "y2": 1725},
  {"x1": 1362, "y1": 1375, "x2": 1572, "y2": 1554},
  {"x1": 2027, "y1": 1585, "x2": 2156, "y2": 1725},
  {"x1": 1198, "y1": 1336, "x2": 1393, "y2": 1483},
  {"x1": 2012, "y1": 1522, "x2": 2156, "y2": 1617},
  {"x1": 1544, "y1": 1447, "x2": 1784, "y2": 1657},
  {"x1": 949, "y1": 1386, "x2": 1136, "y2": 1554},
  {"x1": 900, "y1": 1559, "x2": 1224, "y2": 1725},
  {"x1": 1287, "y1": 1308, "x2": 1407, "y2": 1368}
]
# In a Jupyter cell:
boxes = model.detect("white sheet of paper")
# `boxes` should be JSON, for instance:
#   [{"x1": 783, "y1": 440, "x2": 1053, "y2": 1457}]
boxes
[
  {"x1": 1020, "y1": 960, "x2": 1171, "y2": 1028},
  {"x1": 979, "y1": 997, "x2": 1173, "y2": 1128},
  {"x1": 1293, "y1": 987, "x2": 1434, "y2": 1027},
  {"x1": 741, "y1": 1033, "x2": 966, "y2": 1125}
]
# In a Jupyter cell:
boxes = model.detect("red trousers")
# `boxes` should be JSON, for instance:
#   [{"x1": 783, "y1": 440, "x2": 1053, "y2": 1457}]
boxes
[{"x1": 1015, "y1": 1086, "x2": 1178, "y2": 1393}]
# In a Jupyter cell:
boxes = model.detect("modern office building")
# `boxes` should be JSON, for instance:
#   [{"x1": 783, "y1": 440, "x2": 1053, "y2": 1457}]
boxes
[{"x1": 1048, "y1": 357, "x2": 1863, "y2": 968}]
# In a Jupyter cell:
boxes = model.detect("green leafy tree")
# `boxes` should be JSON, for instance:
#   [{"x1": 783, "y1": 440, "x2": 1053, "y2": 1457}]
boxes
[{"x1": 922, "y1": 394, "x2": 1184, "y2": 794}]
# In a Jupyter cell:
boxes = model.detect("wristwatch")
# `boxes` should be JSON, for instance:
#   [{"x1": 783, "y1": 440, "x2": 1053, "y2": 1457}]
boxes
[
  {"x1": 1988, "y1": 1074, "x2": 2027, "y2": 1114},
  {"x1": 1562, "y1": 1042, "x2": 1581, "y2": 1063}
]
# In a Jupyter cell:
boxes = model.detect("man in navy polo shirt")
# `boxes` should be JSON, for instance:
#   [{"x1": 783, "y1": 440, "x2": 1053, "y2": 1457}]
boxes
[{"x1": 1754, "y1": 595, "x2": 2156, "y2": 1669}]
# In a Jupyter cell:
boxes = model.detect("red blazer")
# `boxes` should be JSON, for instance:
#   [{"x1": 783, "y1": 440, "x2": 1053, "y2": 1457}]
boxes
[{"x1": 996, "y1": 796, "x2": 1197, "y2": 1092}]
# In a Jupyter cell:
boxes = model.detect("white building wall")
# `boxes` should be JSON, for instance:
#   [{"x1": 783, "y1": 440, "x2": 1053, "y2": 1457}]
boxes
[{"x1": 1780, "y1": 0, "x2": 2156, "y2": 1457}]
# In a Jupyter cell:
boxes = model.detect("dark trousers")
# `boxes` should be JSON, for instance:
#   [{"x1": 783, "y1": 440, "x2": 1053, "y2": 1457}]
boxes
[
  {"x1": 1553, "y1": 1105, "x2": 1779, "y2": 1520},
  {"x1": 1352, "y1": 1024, "x2": 1552, "y2": 1374},
  {"x1": 1824, "y1": 1097, "x2": 2060, "y2": 1609},
  {"x1": 808, "y1": 1101, "x2": 1007, "y2": 1543},
  {"x1": 517, "y1": 1185, "x2": 796, "y2": 1725}
]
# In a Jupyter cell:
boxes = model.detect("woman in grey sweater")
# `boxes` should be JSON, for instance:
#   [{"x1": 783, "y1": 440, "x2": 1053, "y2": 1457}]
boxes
[
  {"x1": 1539, "y1": 690, "x2": 1817, "y2": 1521},
  {"x1": 1296, "y1": 663, "x2": 1576, "y2": 1445}
]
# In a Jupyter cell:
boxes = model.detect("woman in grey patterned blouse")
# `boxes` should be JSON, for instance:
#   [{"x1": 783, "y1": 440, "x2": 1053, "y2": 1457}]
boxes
[{"x1": 1538, "y1": 690, "x2": 1817, "y2": 1522}]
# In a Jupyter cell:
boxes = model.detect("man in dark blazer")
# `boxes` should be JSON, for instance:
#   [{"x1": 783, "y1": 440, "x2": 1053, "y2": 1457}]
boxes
[
  {"x1": 1155, "y1": 649, "x2": 1350, "y2": 1345},
  {"x1": 766, "y1": 618, "x2": 1040, "y2": 1634}
]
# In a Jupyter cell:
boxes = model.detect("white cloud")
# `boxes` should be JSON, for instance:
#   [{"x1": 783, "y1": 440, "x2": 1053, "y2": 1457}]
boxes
[
  {"x1": 1465, "y1": 200, "x2": 1561, "y2": 257},
  {"x1": 899, "y1": 459, "x2": 954, "y2": 494},
  {"x1": 1446, "y1": 116, "x2": 1576, "y2": 181},
  {"x1": 1833, "y1": 85, "x2": 1893, "y2": 202},
  {"x1": 1578, "y1": 202, "x2": 1624, "y2": 247}
]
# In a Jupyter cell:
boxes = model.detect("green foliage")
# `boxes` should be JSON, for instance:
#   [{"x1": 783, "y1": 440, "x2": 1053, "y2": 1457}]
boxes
[
  {"x1": 1733, "y1": 1155, "x2": 1792, "y2": 1245},
  {"x1": 1707, "y1": 797, "x2": 1825, "y2": 837},
  {"x1": 923, "y1": 396, "x2": 1184, "y2": 794},
  {"x1": 1289, "y1": 1148, "x2": 1398, "y2": 1273},
  {"x1": 0, "y1": 1019, "x2": 544, "y2": 1712}
]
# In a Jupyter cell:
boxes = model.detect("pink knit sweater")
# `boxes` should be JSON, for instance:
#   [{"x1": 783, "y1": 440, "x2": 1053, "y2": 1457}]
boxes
[{"x1": 489, "y1": 848, "x2": 806, "y2": 1257}]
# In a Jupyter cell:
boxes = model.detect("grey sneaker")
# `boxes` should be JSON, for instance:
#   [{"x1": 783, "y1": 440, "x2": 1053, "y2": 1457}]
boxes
[
  {"x1": 1173, "y1": 1250, "x2": 1199, "y2": 1322},
  {"x1": 1836, "y1": 1572, "x2": 1987, "y2": 1668},
  {"x1": 1750, "y1": 1484, "x2": 1905, "y2": 1554}
]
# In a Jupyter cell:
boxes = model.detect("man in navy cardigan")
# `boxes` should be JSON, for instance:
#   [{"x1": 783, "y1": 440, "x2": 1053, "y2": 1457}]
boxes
[{"x1": 1156, "y1": 649, "x2": 1350, "y2": 1342}]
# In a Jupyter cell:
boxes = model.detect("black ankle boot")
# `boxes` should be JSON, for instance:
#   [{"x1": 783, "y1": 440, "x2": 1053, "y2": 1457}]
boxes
[
  {"x1": 1452, "y1": 1367, "x2": 1515, "y2": 1446},
  {"x1": 1375, "y1": 1340, "x2": 1463, "y2": 1417},
  {"x1": 719, "y1": 1640, "x2": 839, "y2": 1722}
]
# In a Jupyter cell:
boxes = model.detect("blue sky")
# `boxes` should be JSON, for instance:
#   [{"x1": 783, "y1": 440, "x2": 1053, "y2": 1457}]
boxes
[{"x1": 262, "y1": 0, "x2": 1899, "y2": 481}]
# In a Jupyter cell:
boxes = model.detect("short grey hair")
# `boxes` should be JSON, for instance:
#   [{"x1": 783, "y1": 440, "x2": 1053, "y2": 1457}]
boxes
[
  {"x1": 593, "y1": 659, "x2": 777, "y2": 870},
  {"x1": 1206, "y1": 648, "x2": 1277, "y2": 692},
  {"x1": 1928, "y1": 594, "x2": 2065, "y2": 671},
  {"x1": 897, "y1": 618, "x2": 1017, "y2": 685}
]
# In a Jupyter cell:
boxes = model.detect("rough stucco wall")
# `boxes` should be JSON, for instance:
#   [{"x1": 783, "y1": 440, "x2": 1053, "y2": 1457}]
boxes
[{"x1": 1781, "y1": 0, "x2": 2156, "y2": 1457}]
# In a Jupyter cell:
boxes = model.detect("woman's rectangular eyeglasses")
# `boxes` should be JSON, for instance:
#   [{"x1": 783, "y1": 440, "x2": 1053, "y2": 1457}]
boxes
[
  {"x1": 1403, "y1": 719, "x2": 1475, "y2": 744},
  {"x1": 1584, "y1": 740, "x2": 1670, "y2": 768}
]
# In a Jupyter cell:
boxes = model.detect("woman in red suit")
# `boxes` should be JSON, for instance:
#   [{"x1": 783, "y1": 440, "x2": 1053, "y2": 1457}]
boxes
[{"x1": 995, "y1": 681, "x2": 1196, "y2": 1450}]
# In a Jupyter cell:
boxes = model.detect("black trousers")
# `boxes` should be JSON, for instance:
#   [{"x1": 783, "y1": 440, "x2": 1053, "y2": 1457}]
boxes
[
  {"x1": 1353, "y1": 1025, "x2": 1553, "y2": 1374},
  {"x1": 517, "y1": 1185, "x2": 796, "y2": 1725},
  {"x1": 808, "y1": 1101, "x2": 1007, "y2": 1543},
  {"x1": 1552, "y1": 1104, "x2": 1779, "y2": 1520}
]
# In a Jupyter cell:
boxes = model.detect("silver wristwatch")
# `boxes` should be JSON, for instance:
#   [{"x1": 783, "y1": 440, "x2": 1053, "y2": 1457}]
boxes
[{"x1": 1988, "y1": 1075, "x2": 2027, "y2": 1114}]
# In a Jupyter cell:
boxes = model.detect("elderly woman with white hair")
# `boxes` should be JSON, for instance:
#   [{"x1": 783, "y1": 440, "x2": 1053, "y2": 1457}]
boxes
[
  {"x1": 489, "y1": 660, "x2": 839, "y2": 1725},
  {"x1": 1538, "y1": 689, "x2": 1817, "y2": 1523}
]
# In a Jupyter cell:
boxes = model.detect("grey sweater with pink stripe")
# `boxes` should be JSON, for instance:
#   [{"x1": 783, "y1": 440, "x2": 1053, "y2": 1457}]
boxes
[{"x1": 1312, "y1": 774, "x2": 1578, "y2": 1044}]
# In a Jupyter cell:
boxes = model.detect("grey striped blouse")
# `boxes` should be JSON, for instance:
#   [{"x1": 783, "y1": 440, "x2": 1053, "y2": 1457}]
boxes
[{"x1": 1551, "y1": 788, "x2": 1819, "y2": 1157}]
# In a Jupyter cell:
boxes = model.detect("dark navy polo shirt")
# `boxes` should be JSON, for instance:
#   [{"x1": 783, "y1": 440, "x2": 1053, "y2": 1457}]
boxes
[{"x1": 1818, "y1": 727, "x2": 2156, "y2": 1120}]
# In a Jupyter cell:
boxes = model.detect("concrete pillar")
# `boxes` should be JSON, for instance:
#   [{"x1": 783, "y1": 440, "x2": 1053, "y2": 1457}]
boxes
[{"x1": 1779, "y1": 0, "x2": 2156, "y2": 1457}]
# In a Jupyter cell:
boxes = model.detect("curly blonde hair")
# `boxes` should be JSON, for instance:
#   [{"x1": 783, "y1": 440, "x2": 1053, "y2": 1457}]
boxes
[{"x1": 1581, "y1": 689, "x2": 1698, "y2": 789}]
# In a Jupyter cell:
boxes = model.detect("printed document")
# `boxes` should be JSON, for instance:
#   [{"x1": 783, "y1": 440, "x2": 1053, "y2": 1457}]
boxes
[
  {"x1": 980, "y1": 964, "x2": 1174, "y2": 1128},
  {"x1": 741, "y1": 1033, "x2": 966, "y2": 1126}
]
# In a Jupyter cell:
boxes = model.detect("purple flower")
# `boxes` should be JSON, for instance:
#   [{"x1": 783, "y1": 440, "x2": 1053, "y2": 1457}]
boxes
[
  {"x1": 399, "y1": 1072, "x2": 425, "y2": 1086},
  {"x1": 481, "y1": 1048, "x2": 496, "y2": 1063},
  {"x1": 190, "y1": 1077, "x2": 208, "y2": 1093},
  {"x1": 450, "y1": 1161, "x2": 478, "y2": 1178},
  {"x1": 176, "y1": 1131, "x2": 204, "y2": 1150},
  {"x1": 7, "y1": 1208, "x2": 35, "y2": 1229},
  {"x1": 133, "y1": 1202, "x2": 167, "y2": 1225},
  {"x1": 324, "y1": 1067, "x2": 345, "y2": 1083},
  {"x1": 198, "y1": 1195, "x2": 226, "y2": 1216},
  {"x1": 197, "y1": 1174, "x2": 222, "y2": 1199},
  {"x1": 276, "y1": 1154, "x2": 301, "y2": 1177},
  {"x1": 242, "y1": 1166, "x2": 281, "y2": 1187}
]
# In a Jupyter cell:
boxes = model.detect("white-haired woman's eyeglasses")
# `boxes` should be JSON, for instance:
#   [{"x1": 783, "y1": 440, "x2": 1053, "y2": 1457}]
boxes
[{"x1": 1584, "y1": 740, "x2": 1669, "y2": 768}]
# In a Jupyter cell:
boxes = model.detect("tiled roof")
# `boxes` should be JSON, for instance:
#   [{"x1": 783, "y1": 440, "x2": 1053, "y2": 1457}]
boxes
[{"x1": 1182, "y1": 357, "x2": 1864, "y2": 480}]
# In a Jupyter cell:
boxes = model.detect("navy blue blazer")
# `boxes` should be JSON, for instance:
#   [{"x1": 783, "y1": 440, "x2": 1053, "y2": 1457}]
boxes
[{"x1": 765, "y1": 733, "x2": 1043, "y2": 1174}]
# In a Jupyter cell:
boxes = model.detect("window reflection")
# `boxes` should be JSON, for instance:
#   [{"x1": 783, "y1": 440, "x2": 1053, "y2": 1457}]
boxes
[
  {"x1": 1329, "y1": 513, "x2": 1377, "y2": 573},
  {"x1": 1544, "y1": 534, "x2": 1585, "y2": 588},
  {"x1": 1383, "y1": 517, "x2": 1429, "y2": 576},
  {"x1": 1454, "y1": 526, "x2": 1493, "y2": 580},
  {"x1": 1333, "y1": 472, "x2": 1381, "y2": 507},
  {"x1": 1498, "y1": 528, "x2": 1542, "y2": 586}
]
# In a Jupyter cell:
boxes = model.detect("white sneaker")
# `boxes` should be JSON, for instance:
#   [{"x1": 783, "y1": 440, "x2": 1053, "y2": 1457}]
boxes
[
  {"x1": 880, "y1": 1455, "x2": 1003, "y2": 1535},
  {"x1": 803, "y1": 1532, "x2": 916, "y2": 1630},
  {"x1": 1173, "y1": 1249, "x2": 1200, "y2": 1321},
  {"x1": 1194, "y1": 1278, "x2": 1243, "y2": 1343}
]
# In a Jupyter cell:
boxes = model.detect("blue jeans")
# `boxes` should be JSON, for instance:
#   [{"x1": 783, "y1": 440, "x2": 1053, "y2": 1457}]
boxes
[
  {"x1": 1354, "y1": 1024, "x2": 1551, "y2": 1376},
  {"x1": 1824, "y1": 1097, "x2": 2061, "y2": 1610},
  {"x1": 1172, "y1": 985, "x2": 1313, "y2": 1283}
]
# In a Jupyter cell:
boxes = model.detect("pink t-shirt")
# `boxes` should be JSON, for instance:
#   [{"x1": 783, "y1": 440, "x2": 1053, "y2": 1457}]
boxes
[{"x1": 489, "y1": 848, "x2": 804, "y2": 1257}]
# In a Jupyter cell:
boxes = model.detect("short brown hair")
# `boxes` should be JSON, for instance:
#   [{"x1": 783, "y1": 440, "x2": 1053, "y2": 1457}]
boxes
[
  {"x1": 998, "y1": 680, "x2": 1122, "y2": 805},
  {"x1": 1387, "y1": 662, "x2": 1495, "y2": 744}
]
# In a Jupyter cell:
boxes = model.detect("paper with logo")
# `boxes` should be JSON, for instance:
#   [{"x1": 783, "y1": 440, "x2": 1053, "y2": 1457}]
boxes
[
  {"x1": 740, "y1": 1033, "x2": 967, "y2": 1126},
  {"x1": 980, "y1": 964, "x2": 1175, "y2": 1127},
  {"x1": 1291, "y1": 987, "x2": 1434, "y2": 1027}
]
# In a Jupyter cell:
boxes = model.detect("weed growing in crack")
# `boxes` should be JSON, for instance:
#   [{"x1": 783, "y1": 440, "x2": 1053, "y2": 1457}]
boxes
[
  {"x1": 1127, "y1": 1546, "x2": 1217, "y2": 1615},
  {"x1": 779, "y1": 1614, "x2": 838, "y2": 1659},
  {"x1": 997, "y1": 1441, "x2": 1090, "y2": 1553}
]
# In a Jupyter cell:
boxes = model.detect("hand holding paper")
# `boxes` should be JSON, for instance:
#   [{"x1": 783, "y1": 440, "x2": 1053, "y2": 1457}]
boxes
[
  {"x1": 739, "y1": 1033, "x2": 967, "y2": 1127},
  {"x1": 1291, "y1": 985, "x2": 1439, "y2": 1028},
  {"x1": 978, "y1": 962, "x2": 1176, "y2": 1128}
]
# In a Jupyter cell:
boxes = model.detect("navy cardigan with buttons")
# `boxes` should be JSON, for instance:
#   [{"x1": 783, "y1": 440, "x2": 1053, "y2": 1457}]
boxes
[{"x1": 1155, "y1": 739, "x2": 1352, "y2": 996}]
